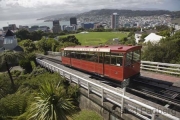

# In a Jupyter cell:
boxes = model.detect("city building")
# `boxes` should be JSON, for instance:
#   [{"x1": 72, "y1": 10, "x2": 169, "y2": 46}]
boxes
[
  {"x1": 19, "y1": 25, "x2": 29, "y2": 31},
  {"x1": 2, "y1": 30, "x2": 23, "y2": 51},
  {"x1": 3, "y1": 26, "x2": 9, "y2": 31},
  {"x1": 62, "y1": 25, "x2": 67, "y2": 31},
  {"x1": 52, "y1": 20, "x2": 61, "y2": 33},
  {"x1": 123, "y1": 23, "x2": 131, "y2": 28},
  {"x1": 8, "y1": 24, "x2": 17, "y2": 30},
  {"x1": 81, "y1": 23, "x2": 94, "y2": 29},
  {"x1": 63, "y1": 26, "x2": 75, "y2": 32},
  {"x1": 70, "y1": 17, "x2": 77, "y2": 25},
  {"x1": 111, "y1": 13, "x2": 119, "y2": 29},
  {"x1": 38, "y1": 26, "x2": 50, "y2": 32},
  {"x1": 29, "y1": 25, "x2": 39, "y2": 32},
  {"x1": 135, "y1": 32, "x2": 143, "y2": 43}
]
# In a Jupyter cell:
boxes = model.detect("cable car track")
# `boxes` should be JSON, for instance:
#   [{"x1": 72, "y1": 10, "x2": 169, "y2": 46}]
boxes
[{"x1": 37, "y1": 55, "x2": 180, "y2": 111}]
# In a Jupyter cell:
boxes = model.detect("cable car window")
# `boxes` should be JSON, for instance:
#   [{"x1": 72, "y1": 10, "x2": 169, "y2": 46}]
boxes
[
  {"x1": 116, "y1": 56, "x2": 123, "y2": 66},
  {"x1": 125, "y1": 52, "x2": 133, "y2": 66},
  {"x1": 76, "y1": 52, "x2": 81, "y2": 59},
  {"x1": 110, "y1": 53, "x2": 123, "y2": 66},
  {"x1": 104, "y1": 53, "x2": 110, "y2": 64},
  {"x1": 66, "y1": 51, "x2": 71, "y2": 57},
  {"x1": 111, "y1": 56, "x2": 116, "y2": 65},
  {"x1": 88, "y1": 52, "x2": 97, "y2": 62},
  {"x1": 71, "y1": 52, "x2": 76, "y2": 58},
  {"x1": 81, "y1": 52, "x2": 87, "y2": 60},
  {"x1": 64, "y1": 51, "x2": 67, "y2": 57},
  {"x1": 99, "y1": 53, "x2": 103, "y2": 63},
  {"x1": 133, "y1": 50, "x2": 141, "y2": 62}
]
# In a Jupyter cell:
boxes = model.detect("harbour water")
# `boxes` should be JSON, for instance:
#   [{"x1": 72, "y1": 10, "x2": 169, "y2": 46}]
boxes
[{"x1": 0, "y1": 18, "x2": 70, "y2": 29}]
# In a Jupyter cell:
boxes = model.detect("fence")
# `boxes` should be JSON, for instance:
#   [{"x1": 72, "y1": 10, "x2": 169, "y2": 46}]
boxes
[
  {"x1": 47, "y1": 51, "x2": 61, "y2": 56},
  {"x1": 141, "y1": 61, "x2": 180, "y2": 75},
  {"x1": 36, "y1": 58, "x2": 179, "y2": 120}
]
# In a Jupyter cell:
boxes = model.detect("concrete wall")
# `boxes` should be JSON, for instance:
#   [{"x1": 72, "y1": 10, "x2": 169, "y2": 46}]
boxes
[{"x1": 78, "y1": 86, "x2": 140, "y2": 120}]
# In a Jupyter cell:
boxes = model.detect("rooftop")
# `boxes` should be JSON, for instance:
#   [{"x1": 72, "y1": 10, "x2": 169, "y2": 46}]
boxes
[
  {"x1": 5, "y1": 29, "x2": 14, "y2": 37},
  {"x1": 64, "y1": 45, "x2": 142, "y2": 52}
]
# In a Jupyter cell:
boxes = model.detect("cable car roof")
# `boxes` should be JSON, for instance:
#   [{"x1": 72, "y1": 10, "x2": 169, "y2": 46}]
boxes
[{"x1": 63, "y1": 45, "x2": 142, "y2": 52}]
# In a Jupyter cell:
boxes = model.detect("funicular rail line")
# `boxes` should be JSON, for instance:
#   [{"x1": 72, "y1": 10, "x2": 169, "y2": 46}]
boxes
[
  {"x1": 38, "y1": 55, "x2": 180, "y2": 109},
  {"x1": 127, "y1": 88, "x2": 180, "y2": 107},
  {"x1": 36, "y1": 58, "x2": 179, "y2": 120}
]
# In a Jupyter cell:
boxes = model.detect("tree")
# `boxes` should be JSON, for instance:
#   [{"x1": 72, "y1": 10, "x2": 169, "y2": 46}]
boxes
[
  {"x1": 0, "y1": 50, "x2": 24, "y2": 89},
  {"x1": 28, "y1": 80, "x2": 75, "y2": 120},
  {"x1": 19, "y1": 39, "x2": 36, "y2": 53},
  {"x1": 16, "y1": 29, "x2": 30, "y2": 41},
  {"x1": 142, "y1": 31, "x2": 180, "y2": 63},
  {"x1": 59, "y1": 36, "x2": 81, "y2": 45},
  {"x1": 158, "y1": 30, "x2": 170, "y2": 37},
  {"x1": 29, "y1": 30, "x2": 44, "y2": 41},
  {"x1": 156, "y1": 25, "x2": 169, "y2": 31}
]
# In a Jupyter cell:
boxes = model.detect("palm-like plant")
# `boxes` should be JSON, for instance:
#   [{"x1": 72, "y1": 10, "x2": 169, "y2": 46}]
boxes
[
  {"x1": 28, "y1": 80, "x2": 75, "y2": 120},
  {"x1": 0, "y1": 50, "x2": 24, "y2": 89}
]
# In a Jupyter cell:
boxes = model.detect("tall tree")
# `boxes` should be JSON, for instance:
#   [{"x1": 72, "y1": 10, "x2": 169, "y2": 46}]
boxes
[
  {"x1": 19, "y1": 39, "x2": 36, "y2": 53},
  {"x1": 0, "y1": 50, "x2": 24, "y2": 89},
  {"x1": 28, "y1": 80, "x2": 75, "y2": 120}
]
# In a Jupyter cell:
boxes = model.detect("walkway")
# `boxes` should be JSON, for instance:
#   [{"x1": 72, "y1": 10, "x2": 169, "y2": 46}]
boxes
[{"x1": 141, "y1": 70, "x2": 180, "y2": 87}]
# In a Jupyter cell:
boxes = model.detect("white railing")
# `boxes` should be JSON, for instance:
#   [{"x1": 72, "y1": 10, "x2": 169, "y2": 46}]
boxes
[
  {"x1": 47, "y1": 51, "x2": 61, "y2": 56},
  {"x1": 36, "y1": 58, "x2": 179, "y2": 120},
  {"x1": 141, "y1": 61, "x2": 180, "y2": 75}
]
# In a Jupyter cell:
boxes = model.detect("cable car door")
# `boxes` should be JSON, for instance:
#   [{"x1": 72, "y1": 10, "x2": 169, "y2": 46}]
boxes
[{"x1": 95, "y1": 52, "x2": 104, "y2": 75}]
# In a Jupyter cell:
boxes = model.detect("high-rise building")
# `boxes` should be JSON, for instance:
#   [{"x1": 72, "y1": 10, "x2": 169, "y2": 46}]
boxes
[
  {"x1": 3, "y1": 26, "x2": 9, "y2": 31},
  {"x1": 81, "y1": 23, "x2": 94, "y2": 29},
  {"x1": 53, "y1": 20, "x2": 60, "y2": 26},
  {"x1": 111, "y1": 13, "x2": 119, "y2": 29},
  {"x1": 8, "y1": 24, "x2": 17, "y2": 30},
  {"x1": 52, "y1": 20, "x2": 61, "y2": 33},
  {"x1": 70, "y1": 17, "x2": 77, "y2": 25}
]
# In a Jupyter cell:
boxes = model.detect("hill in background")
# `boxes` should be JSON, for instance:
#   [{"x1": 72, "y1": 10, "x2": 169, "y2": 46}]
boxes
[{"x1": 39, "y1": 9, "x2": 180, "y2": 21}]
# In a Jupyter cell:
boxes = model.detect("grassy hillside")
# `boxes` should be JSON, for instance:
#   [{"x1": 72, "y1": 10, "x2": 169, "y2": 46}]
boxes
[{"x1": 60, "y1": 32, "x2": 129, "y2": 45}]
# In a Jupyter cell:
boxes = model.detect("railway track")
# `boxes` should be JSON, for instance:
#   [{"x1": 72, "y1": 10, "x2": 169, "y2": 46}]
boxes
[{"x1": 37, "y1": 55, "x2": 180, "y2": 111}]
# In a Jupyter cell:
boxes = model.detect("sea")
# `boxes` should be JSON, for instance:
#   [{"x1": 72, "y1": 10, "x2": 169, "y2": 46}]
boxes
[{"x1": 0, "y1": 18, "x2": 70, "y2": 30}]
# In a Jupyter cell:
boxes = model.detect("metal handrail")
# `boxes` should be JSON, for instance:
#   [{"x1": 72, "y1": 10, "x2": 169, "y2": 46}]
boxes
[
  {"x1": 36, "y1": 58, "x2": 179, "y2": 120},
  {"x1": 141, "y1": 61, "x2": 180, "y2": 75}
]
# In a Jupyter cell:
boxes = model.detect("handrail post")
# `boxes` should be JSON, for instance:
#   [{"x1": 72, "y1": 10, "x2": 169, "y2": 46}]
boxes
[
  {"x1": 157, "y1": 64, "x2": 159, "y2": 72},
  {"x1": 151, "y1": 109, "x2": 156, "y2": 120},
  {"x1": 101, "y1": 89, "x2": 104, "y2": 106},
  {"x1": 121, "y1": 87, "x2": 126, "y2": 117},
  {"x1": 77, "y1": 78, "x2": 79, "y2": 85},
  {"x1": 63, "y1": 71, "x2": 65, "y2": 77},
  {"x1": 69, "y1": 75, "x2": 72, "y2": 83},
  {"x1": 88, "y1": 82, "x2": 90, "y2": 97}
]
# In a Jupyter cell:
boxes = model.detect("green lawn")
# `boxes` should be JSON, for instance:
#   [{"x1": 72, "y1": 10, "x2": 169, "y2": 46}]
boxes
[
  {"x1": 72, "y1": 109, "x2": 103, "y2": 120},
  {"x1": 60, "y1": 32, "x2": 129, "y2": 45}
]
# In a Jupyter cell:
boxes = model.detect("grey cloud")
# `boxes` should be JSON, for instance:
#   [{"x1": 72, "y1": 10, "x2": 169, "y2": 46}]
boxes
[{"x1": 0, "y1": 0, "x2": 177, "y2": 21}]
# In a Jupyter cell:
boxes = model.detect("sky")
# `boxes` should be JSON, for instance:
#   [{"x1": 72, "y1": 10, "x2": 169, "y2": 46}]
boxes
[{"x1": 0, "y1": 0, "x2": 180, "y2": 21}]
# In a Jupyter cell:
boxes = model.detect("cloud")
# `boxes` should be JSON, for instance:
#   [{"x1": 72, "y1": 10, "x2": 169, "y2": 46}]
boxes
[
  {"x1": 0, "y1": 0, "x2": 164, "y2": 8},
  {"x1": 0, "y1": 0, "x2": 177, "y2": 21}
]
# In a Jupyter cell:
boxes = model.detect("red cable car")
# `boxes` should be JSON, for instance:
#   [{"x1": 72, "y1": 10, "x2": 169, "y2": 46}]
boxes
[{"x1": 61, "y1": 45, "x2": 142, "y2": 82}]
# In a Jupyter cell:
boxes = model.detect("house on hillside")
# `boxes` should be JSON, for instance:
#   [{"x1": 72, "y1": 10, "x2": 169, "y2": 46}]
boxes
[
  {"x1": 135, "y1": 29, "x2": 158, "y2": 43},
  {"x1": 0, "y1": 29, "x2": 23, "y2": 52},
  {"x1": 144, "y1": 33, "x2": 165, "y2": 43}
]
